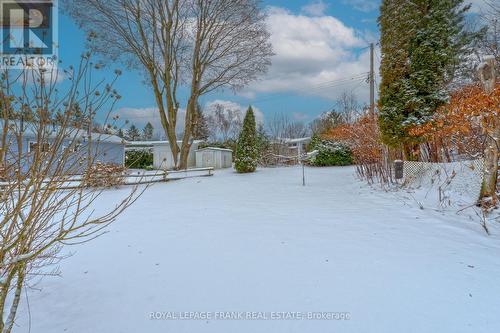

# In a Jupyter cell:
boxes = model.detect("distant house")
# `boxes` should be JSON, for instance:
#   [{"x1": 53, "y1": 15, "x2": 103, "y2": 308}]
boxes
[
  {"x1": 0, "y1": 121, "x2": 126, "y2": 175},
  {"x1": 195, "y1": 147, "x2": 233, "y2": 169},
  {"x1": 271, "y1": 137, "x2": 311, "y2": 157}
]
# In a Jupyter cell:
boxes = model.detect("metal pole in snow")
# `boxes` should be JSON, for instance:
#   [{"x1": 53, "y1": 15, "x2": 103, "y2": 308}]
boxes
[{"x1": 302, "y1": 162, "x2": 305, "y2": 186}]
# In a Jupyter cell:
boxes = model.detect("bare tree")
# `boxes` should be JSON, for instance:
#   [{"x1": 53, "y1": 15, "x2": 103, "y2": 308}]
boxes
[
  {"x1": 267, "y1": 113, "x2": 309, "y2": 141},
  {"x1": 310, "y1": 92, "x2": 362, "y2": 135},
  {"x1": 206, "y1": 103, "x2": 243, "y2": 142},
  {"x1": 478, "y1": 1, "x2": 500, "y2": 67},
  {"x1": 336, "y1": 91, "x2": 362, "y2": 124},
  {"x1": 63, "y1": 0, "x2": 273, "y2": 169},
  {"x1": 0, "y1": 57, "x2": 141, "y2": 333},
  {"x1": 310, "y1": 111, "x2": 344, "y2": 136}
]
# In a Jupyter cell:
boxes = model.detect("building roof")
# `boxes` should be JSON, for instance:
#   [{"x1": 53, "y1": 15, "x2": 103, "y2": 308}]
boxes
[
  {"x1": 271, "y1": 137, "x2": 311, "y2": 144},
  {"x1": 127, "y1": 140, "x2": 204, "y2": 147},
  {"x1": 0, "y1": 120, "x2": 125, "y2": 144},
  {"x1": 196, "y1": 147, "x2": 233, "y2": 153}
]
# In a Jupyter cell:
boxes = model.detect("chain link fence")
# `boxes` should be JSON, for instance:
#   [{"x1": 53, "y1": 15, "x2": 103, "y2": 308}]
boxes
[{"x1": 402, "y1": 159, "x2": 485, "y2": 205}]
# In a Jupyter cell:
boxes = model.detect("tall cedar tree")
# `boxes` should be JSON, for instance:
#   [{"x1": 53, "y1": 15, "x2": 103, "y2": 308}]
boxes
[
  {"x1": 235, "y1": 107, "x2": 258, "y2": 173},
  {"x1": 378, "y1": 0, "x2": 475, "y2": 159}
]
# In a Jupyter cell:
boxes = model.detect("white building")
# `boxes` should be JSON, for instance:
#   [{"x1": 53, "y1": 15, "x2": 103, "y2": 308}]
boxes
[
  {"x1": 271, "y1": 137, "x2": 311, "y2": 157},
  {"x1": 135, "y1": 141, "x2": 202, "y2": 170},
  {"x1": 195, "y1": 147, "x2": 233, "y2": 169}
]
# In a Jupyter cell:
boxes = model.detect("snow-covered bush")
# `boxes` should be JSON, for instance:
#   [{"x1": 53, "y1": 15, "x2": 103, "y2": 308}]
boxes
[
  {"x1": 125, "y1": 149, "x2": 153, "y2": 169},
  {"x1": 309, "y1": 139, "x2": 353, "y2": 167}
]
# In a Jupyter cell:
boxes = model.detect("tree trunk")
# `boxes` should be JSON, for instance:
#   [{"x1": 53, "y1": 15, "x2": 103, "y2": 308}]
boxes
[
  {"x1": 481, "y1": 126, "x2": 499, "y2": 204},
  {"x1": 2, "y1": 268, "x2": 24, "y2": 333},
  {"x1": 478, "y1": 56, "x2": 498, "y2": 204},
  {"x1": 167, "y1": 126, "x2": 179, "y2": 169},
  {"x1": 178, "y1": 96, "x2": 197, "y2": 170},
  {"x1": 403, "y1": 142, "x2": 419, "y2": 161}
]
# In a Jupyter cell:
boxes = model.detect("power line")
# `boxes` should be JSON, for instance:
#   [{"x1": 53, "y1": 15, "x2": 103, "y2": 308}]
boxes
[
  {"x1": 116, "y1": 73, "x2": 370, "y2": 121},
  {"x1": 249, "y1": 74, "x2": 369, "y2": 105},
  {"x1": 114, "y1": 43, "x2": 378, "y2": 122}
]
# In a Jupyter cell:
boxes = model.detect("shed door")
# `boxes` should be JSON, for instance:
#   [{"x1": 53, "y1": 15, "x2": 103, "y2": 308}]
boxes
[{"x1": 203, "y1": 152, "x2": 214, "y2": 167}]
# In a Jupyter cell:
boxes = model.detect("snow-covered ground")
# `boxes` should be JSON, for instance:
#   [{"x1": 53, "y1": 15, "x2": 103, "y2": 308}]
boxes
[{"x1": 16, "y1": 167, "x2": 500, "y2": 332}]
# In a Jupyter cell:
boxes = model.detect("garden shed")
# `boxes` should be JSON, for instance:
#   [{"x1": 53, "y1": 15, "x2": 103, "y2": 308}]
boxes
[
  {"x1": 195, "y1": 147, "x2": 233, "y2": 169},
  {"x1": 151, "y1": 140, "x2": 202, "y2": 170}
]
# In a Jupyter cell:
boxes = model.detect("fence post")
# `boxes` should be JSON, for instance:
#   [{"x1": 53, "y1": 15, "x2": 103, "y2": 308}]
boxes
[{"x1": 394, "y1": 160, "x2": 404, "y2": 180}]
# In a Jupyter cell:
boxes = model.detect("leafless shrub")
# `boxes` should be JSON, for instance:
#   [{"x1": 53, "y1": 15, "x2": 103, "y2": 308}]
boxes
[
  {"x1": 84, "y1": 163, "x2": 126, "y2": 188},
  {"x1": 0, "y1": 55, "x2": 142, "y2": 332}
]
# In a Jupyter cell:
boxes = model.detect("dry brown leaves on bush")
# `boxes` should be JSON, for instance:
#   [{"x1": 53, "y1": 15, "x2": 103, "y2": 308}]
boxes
[{"x1": 84, "y1": 162, "x2": 126, "y2": 188}]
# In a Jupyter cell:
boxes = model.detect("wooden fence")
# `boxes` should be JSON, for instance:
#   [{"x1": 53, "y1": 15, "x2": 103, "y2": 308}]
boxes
[{"x1": 0, "y1": 167, "x2": 214, "y2": 191}]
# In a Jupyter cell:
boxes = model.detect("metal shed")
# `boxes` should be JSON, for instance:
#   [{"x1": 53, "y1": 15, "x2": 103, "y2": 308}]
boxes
[
  {"x1": 195, "y1": 147, "x2": 233, "y2": 169},
  {"x1": 150, "y1": 141, "x2": 202, "y2": 170}
]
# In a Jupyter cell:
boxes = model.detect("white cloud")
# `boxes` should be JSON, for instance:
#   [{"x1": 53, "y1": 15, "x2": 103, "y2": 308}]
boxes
[
  {"x1": 22, "y1": 68, "x2": 65, "y2": 85},
  {"x1": 115, "y1": 100, "x2": 264, "y2": 139},
  {"x1": 292, "y1": 112, "x2": 310, "y2": 121},
  {"x1": 116, "y1": 107, "x2": 160, "y2": 128},
  {"x1": 115, "y1": 107, "x2": 187, "y2": 138},
  {"x1": 342, "y1": 0, "x2": 379, "y2": 13},
  {"x1": 204, "y1": 100, "x2": 264, "y2": 125},
  {"x1": 301, "y1": 0, "x2": 329, "y2": 17},
  {"x1": 242, "y1": 7, "x2": 377, "y2": 102}
]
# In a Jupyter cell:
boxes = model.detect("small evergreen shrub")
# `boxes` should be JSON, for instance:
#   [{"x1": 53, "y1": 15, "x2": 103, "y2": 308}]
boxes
[
  {"x1": 309, "y1": 140, "x2": 353, "y2": 167},
  {"x1": 125, "y1": 149, "x2": 153, "y2": 169}
]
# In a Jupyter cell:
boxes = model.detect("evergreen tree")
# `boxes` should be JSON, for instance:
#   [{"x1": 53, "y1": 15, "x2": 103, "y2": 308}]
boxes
[
  {"x1": 143, "y1": 122, "x2": 154, "y2": 140},
  {"x1": 255, "y1": 124, "x2": 270, "y2": 160},
  {"x1": 192, "y1": 103, "x2": 210, "y2": 141},
  {"x1": 117, "y1": 128, "x2": 125, "y2": 138},
  {"x1": 126, "y1": 124, "x2": 141, "y2": 141},
  {"x1": 235, "y1": 106, "x2": 258, "y2": 173},
  {"x1": 378, "y1": 0, "x2": 476, "y2": 159}
]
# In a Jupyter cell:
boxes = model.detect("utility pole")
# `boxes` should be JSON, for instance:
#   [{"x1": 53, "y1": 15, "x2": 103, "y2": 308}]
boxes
[{"x1": 369, "y1": 42, "x2": 375, "y2": 117}]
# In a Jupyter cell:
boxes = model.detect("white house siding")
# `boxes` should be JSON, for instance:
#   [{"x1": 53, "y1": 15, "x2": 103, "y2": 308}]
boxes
[
  {"x1": 152, "y1": 141, "x2": 200, "y2": 170},
  {"x1": 195, "y1": 148, "x2": 232, "y2": 169},
  {"x1": 1, "y1": 132, "x2": 125, "y2": 175}
]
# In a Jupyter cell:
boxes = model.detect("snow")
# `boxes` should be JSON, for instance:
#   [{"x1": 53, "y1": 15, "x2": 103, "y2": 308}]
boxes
[
  {"x1": 401, "y1": 160, "x2": 484, "y2": 209},
  {"x1": 3, "y1": 253, "x2": 35, "y2": 266},
  {"x1": 14, "y1": 166, "x2": 500, "y2": 333},
  {"x1": 196, "y1": 147, "x2": 233, "y2": 152}
]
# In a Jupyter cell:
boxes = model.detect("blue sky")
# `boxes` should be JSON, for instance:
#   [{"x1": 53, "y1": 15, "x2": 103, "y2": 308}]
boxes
[{"x1": 56, "y1": 0, "x2": 483, "y2": 133}]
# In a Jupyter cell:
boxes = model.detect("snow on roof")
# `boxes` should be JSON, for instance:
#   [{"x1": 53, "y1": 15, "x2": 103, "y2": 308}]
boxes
[
  {"x1": 196, "y1": 147, "x2": 233, "y2": 153},
  {"x1": 127, "y1": 140, "x2": 204, "y2": 147},
  {"x1": 272, "y1": 137, "x2": 311, "y2": 144},
  {"x1": 0, "y1": 120, "x2": 125, "y2": 144}
]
